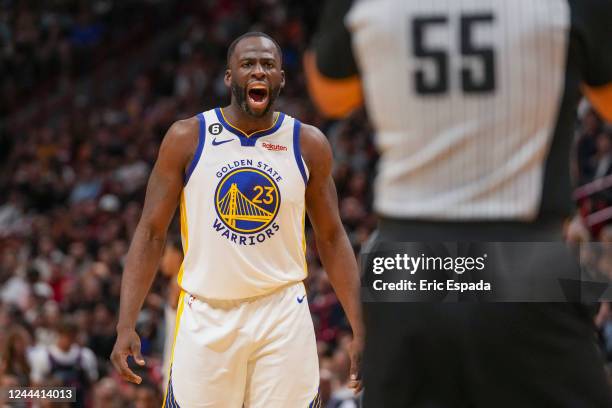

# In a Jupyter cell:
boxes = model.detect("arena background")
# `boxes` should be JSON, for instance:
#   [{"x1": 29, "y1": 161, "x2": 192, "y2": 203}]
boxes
[{"x1": 0, "y1": 1, "x2": 610, "y2": 407}]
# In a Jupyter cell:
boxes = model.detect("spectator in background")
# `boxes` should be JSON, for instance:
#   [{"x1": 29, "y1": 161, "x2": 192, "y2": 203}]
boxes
[
  {"x1": 29, "y1": 319, "x2": 98, "y2": 407},
  {"x1": 576, "y1": 109, "x2": 603, "y2": 184},
  {"x1": 591, "y1": 131, "x2": 612, "y2": 181},
  {"x1": 0, "y1": 371, "x2": 25, "y2": 408},
  {"x1": 327, "y1": 347, "x2": 360, "y2": 408},
  {"x1": 92, "y1": 376, "x2": 124, "y2": 408},
  {"x1": 87, "y1": 302, "x2": 117, "y2": 377},
  {"x1": 577, "y1": 128, "x2": 612, "y2": 235},
  {"x1": 1, "y1": 267, "x2": 32, "y2": 312},
  {"x1": 133, "y1": 381, "x2": 162, "y2": 408},
  {"x1": 0, "y1": 325, "x2": 32, "y2": 387}
]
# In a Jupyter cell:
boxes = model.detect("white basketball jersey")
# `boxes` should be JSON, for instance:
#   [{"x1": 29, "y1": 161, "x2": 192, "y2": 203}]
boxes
[
  {"x1": 347, "y1": 0, "x2": 570, "y2": 220},
  {"x1": 177, "y1": 108, "x2": 309, "y2": 300}
]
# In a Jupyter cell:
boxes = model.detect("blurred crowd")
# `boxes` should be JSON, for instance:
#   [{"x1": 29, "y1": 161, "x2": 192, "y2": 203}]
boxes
[
  {"x1": 0, "y1": 1, "x2": 373, "y2": 407},
  {"x1": 575, "y1": 106, "x2": 612, "y2": 187},
  {"x1": 574, "y1": 104, "x2": 612, "y2": 238},
  {"x1": 0, "y1": 0, "x2": 183, "y2": 119},
  {"x1": 571, "y1": 103, "x2": 612, "y2": 372}
]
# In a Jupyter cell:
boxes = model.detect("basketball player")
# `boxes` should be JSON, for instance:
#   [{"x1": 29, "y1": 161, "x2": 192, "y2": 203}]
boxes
[
  {"x1": 110, "y1": 32, "x2": 364, "y2": 407},
  {"x1": 306, "y1": 0, "x2": 612, "y2": 406}
]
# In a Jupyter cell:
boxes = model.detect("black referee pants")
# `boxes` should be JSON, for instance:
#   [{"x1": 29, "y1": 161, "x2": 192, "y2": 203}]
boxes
[{"x1": 362, "y1": 218, "x2": 612, "y2": 408}]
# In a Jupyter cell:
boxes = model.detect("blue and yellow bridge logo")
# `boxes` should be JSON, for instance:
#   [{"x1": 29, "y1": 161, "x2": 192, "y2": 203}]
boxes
[{"x1": 214, "y1": 167, "x2": 281, "y2": 234}]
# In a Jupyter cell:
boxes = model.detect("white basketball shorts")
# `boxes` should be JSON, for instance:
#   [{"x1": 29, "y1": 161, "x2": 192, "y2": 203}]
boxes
[{"x1": 162, "y1": 282, "x2": 321, "y2": 408}]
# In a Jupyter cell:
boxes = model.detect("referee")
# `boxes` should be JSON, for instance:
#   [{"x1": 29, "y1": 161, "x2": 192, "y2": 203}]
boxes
[{"x1": 306, "y1": 0, "x2": 612, "y2": 406}]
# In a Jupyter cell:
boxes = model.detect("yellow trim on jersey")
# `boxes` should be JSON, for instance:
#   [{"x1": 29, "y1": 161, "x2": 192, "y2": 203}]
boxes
[
  {"x1": 162, "y1": 191, "x2": 190, "y2": 406},
  {"x1": 161, "y1": 290, "x2": 186, "y2": 407},
  {"x1": 219, "y1": 108, "x2": 280, "y2": 138},
  {"x1": 307, "y1": 392, "x2": 321, "y2": 407},
  {"x1": 302, "y1": 208, "x2": 308, "y2": 275},
  {"x1": 177, "y1": 191, "x2": 188, "y2": 285}
]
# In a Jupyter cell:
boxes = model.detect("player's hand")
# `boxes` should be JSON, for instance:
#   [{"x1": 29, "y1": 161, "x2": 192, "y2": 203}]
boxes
[
  {"x1": 110, "y1": 327, "x2": 145, "y2": 384},
  {"x1": 348, "y1": 335, "x2": 364, "y2": 394}
]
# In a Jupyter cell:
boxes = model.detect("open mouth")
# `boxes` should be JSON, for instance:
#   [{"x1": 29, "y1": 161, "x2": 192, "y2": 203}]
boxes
[{"x1": 247, "y1": 85, "x2": 269, "y2": 108}]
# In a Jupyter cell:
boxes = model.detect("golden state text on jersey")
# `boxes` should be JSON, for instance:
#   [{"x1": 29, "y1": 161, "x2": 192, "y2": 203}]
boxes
[{"x1": 177, "y1": 108, "x2": 309, "y2": 300}]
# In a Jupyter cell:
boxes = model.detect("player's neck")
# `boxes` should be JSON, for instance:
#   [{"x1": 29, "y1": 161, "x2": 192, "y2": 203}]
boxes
[{"x1": 222, "y1": 104, "x2": 277, "y2": 135}]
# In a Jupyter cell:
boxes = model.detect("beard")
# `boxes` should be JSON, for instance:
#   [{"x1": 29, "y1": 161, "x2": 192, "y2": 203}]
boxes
[{"x1": 231, "y1": 81, "x2": 281, "y2": 118}]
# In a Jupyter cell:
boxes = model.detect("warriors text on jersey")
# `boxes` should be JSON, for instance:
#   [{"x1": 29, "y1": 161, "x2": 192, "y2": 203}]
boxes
[{"x1": 178, "y1": 108, "x2": 309, "y2": 300}]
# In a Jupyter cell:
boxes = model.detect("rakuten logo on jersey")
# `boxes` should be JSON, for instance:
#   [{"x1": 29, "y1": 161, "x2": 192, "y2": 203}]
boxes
[{"x1": 261, "y1": 142, "x2": 287, "y2": 151}]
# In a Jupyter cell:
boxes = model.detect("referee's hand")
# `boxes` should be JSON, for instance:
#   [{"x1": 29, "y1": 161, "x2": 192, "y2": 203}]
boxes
[
  {"x1": 348, "y1": 335, "x2": 364, "y2": 394},
  {"x1": 111, "y1": 328, "x2": 146, "y2": 384}
]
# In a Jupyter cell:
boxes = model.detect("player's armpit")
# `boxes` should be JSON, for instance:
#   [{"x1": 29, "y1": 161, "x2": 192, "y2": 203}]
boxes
[
  {"x1": 582, "y1": 82, "x2": 612, "y2": 122},
  {"x1": 304, "y1": 51, "x2": 363, "y2": 119},
  {"x1": 140, "y1": 118, "x2": 200, "y2": 232}
]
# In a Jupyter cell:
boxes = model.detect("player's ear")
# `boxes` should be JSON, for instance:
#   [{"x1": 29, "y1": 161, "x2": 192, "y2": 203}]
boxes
[
  {"x1": 280, "y1": 69, "x2": 285, "y2": 89},
  {"x1": 224, "y1": 68, "x2": 231, "y2": 87}
]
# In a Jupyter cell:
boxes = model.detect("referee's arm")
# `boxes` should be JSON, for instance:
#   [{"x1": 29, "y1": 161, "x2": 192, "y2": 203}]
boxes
[
  {"x1": 576, "y1": 0, "x2": 612, "y2": 121},
  {"x1": 304, "y1": 0, "x2": 362, "y2": 118},
  {"x1": 583, "y1": 84, "x2": 612, "y2": 122}
]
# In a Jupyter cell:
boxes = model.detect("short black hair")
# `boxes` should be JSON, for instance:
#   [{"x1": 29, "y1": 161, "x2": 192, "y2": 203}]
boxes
[
  {"x1": 57, "y1": 319, "x2": 78, "y2": 336},
  {"x1": 226, "y1": 32, "x2": 282, "y2": 66}
]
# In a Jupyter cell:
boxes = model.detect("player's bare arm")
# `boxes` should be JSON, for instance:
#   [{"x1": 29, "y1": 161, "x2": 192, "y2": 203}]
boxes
[
  {"x1": 110, "y1": 118, "x2": 198, "y2": 384},
  {"x1": 301, "y1": 123, "x2": 365, "y2": 393},
  {"x1": 580, "y1": 0, "x2": 612, "y2": 122}
]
